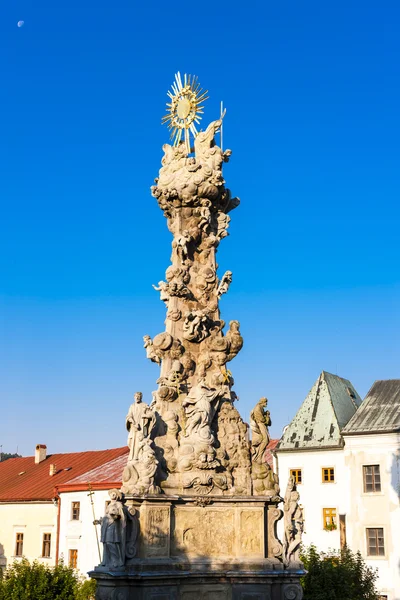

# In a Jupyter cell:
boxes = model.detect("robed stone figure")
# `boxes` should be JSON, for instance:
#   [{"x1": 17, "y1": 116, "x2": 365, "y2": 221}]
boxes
[{"x1": 126, "y1": 392, "x2": 155, "y2": 461}]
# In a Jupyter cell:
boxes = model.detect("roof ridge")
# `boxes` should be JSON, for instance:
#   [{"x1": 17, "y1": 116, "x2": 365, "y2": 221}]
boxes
[{"x1": 8, "y1": 446, "x2": 127, "y2": 460}]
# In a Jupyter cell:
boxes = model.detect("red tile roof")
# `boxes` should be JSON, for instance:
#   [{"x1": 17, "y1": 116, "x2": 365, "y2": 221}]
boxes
[
  {"x1": 57, "y1": 453, "x2": 128, "y2": 493},
  {"x1": 264, "y1": 439, "x2": 279, "y2": 469},
  {"x1": 0, "y1": 447, "x2": 128, "y2": 502}
]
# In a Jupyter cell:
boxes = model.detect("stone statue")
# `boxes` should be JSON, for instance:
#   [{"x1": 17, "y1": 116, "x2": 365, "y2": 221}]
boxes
[
  {"x1": 126, "y1": 392, "x2": 155, "y2": 461},
  {"x1": 249, "y1": 397, "x2": 281, "y2": 497},
  {"x1": 182, "y1": 310, "x2": 211, "y2": 342},
  {"x1": 173, "y1": 230, "x2": 192, "y2": 264},
  {"x1": 226, "y1": 320, "x2": 243, "y2": 360},
  {"x1": 122, "y1": 438, "x2": 161, "y2": 496},
  {"x1": 283, "y1": 477, "x2": 304, "y2": 566},
  {"x1": 143, "y1": 335, "x2": 161, "y2": 364},
  {"x1": 90, "y1": 77, "x2": 306, "y2": 600},
  {"x1": 98, "y1": 489, "x2": 138, "y2": 568},
  {"x1": 250, "y1": 397, "x2": 271, "y2": 463},
  {"x1": 182, "y1": 381, "x2": 223, "y2": 444},
  {"x1": 217, "y1": 270, "x2": 233, "y2": 298}
]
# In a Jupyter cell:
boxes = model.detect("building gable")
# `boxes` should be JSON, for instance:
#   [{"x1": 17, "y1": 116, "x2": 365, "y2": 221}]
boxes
[{"x1": 277, "y1": 371, "x2": 361, "y2": 451}]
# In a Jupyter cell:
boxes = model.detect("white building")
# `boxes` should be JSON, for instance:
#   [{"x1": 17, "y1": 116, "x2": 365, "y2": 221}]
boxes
[
  {"x1": 57, "y1": 453, "x2": 127, "y2": 575},
  {"x1": 274, "y1": 371, "x2": 361, "y2": 552},
  {"x1": 0, "y1": 444, "x2": 127, "y2": 572},
  {"x1": 342, "y1": 380, "x2": 400, "y2": 600},
  {"x1": 274, "y1": 373, "x2": 400, "y2": 600}
]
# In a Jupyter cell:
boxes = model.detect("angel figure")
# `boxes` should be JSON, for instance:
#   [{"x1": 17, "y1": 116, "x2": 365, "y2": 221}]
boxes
[
  {"x1": 217, "y1": 271, "x2": 233, "y2": 298},
  {"x1": 250, "y1": 397, "x2": 271, "y2": 464},
  {"x1": 173, "y1": 230, "x2": 192, "y2": 264}
]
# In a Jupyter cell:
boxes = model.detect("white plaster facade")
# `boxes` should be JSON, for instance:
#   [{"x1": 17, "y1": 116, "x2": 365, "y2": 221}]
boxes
[
  {"x1": 275, "y1": 376, "x2": 400, "y2": 600},
  {"x1": 342, "y1": 431, "x2": 400, "y2": 600},
  {"x1": 0, "y1": 502, "x2": 58, "y2": 568},
  {"x1": 274, "y1": 448, "x2": 346, "y2": 553},
  {"x1": 58, "y1": 489, "x2": 109, "y2": 576}
]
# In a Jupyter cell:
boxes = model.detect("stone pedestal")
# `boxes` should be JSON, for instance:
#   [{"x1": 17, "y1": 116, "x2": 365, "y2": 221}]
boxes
[{"x1": 90, "y1": 495, "x2": 304, "y2": 600}]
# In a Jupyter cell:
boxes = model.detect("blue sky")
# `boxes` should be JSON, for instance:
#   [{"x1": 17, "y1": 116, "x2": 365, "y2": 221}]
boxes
[{"x1": 0, "y1": 0, "x2": 399, "y2": 456}]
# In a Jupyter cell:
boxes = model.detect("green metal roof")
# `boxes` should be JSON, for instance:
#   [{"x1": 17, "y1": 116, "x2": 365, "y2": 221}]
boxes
[{"x1": 276, "y1": 371, "x2": 361, "y2": 451}]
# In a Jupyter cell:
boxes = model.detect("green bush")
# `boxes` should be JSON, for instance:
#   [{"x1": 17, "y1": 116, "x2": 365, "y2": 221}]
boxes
[
  {"x1": 0, "y1": 559, "x2": 96, "y2": 600},
  {"x1": 75, "y1": 578, "x2": 96, "y2": 600},
  {"x1": 300, "y1": 545, "x2": 380, "y2": 600}
]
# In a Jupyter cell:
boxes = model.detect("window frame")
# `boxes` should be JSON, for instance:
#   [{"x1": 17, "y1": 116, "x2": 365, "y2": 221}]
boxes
[
  {"x1": 363, "y1": 465, "x2": 381, "y2": 493},
  {"x1": 322, "y1": 507, "x2": 337, "y2": 531},
  {"x1": 289, "y1": 468, "x2": 302, "y2": 484},
  {"x1": 366, "y1": 527, "x2": 385, "y2": 557},
  {"x1": 41, "y1": 532, "x2": 51, "y2": 558},
  {"x1": 15, "y1": 532, "x2": 24, "y2": 557},
  {"x1": 69, "y1": 548, "x2": 78, "y2": 569},
  {"x1": 71, "y1": 501, "x2": 80, "y2": 521},
  {"x1": 321, "y1": 467, "x2": 335, "y2": 483}
]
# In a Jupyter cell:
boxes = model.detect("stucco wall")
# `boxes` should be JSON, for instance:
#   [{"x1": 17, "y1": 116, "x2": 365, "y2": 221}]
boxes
[
  {"x1": 0, "y1": 502, "x2": 57, "y2": 568},
  {"x1": 58, "y1": 489, "x2": 109, "y2": 576},
  {"x1": 275, "y1": 448, "x2": 345, "y2": 553},
  {"x1": 344, "y1": 432, "x2": 400, "y2": 600}
]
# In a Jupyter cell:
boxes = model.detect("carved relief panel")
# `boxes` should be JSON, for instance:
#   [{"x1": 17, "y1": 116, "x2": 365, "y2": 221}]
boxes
[
  {"x1": 172, "y1": 507, "x2": 235, "y2": 558},
  {"x1": 142, "y1": 505, "x2": 171, "y2": 558},
  {"x1": 237, "y1": 508, "x2": 264, "y2": 558}
]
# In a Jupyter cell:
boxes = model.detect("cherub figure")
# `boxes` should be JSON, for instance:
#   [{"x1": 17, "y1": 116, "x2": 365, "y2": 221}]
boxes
[
  {"x1": 173, "y1": 230, "x2": 192, "y2": 264},
  {"x1": 152, "y1": 280, "x2": 170, "y2": 303},
  {"x1": 217, "y1": 271, "x2": 233, "y2": 298},
  {"x1": 143, "y1": 335, "x2": 161, "y2": 364}
]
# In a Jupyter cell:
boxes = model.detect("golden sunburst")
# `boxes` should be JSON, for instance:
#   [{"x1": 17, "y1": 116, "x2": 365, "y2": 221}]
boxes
[{"x1": 162, "y1": 72, "x2": 208, "y2": 153}]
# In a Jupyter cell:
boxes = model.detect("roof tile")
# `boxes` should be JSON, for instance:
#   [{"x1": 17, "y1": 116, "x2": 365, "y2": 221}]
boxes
[{"x1": 0, "y1": 447, "x2": 128, "y2": 501}]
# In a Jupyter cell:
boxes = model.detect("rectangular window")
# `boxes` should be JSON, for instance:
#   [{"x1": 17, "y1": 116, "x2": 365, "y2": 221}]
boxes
[
  {"x1": 15, "y1": 533, "x2": 24, "y2": 556},
  {"x1": 71, "y1": 502, "x2": 80, "y2": 520},
  {"x1": 42, "y1": 533, "x2": 51, "y2": 558},
  {"x1": 69, "y1": 549, "x2": 78, "y2": 569},
  {"x1": 323, "y1": 508, "x2": 337, "y2": 530},
  {"x1": 322, "y1": 467, "x2": 335, "y2": 483},
  {"x1": 290, "y1": 469, "x2": 302, "y2": 484},
  {"x1": 363, "y1": 465, "x2": 381, "y2": 493},
  {"x1": 366, "y1": 528, "x2": 385, "y2": 556}
]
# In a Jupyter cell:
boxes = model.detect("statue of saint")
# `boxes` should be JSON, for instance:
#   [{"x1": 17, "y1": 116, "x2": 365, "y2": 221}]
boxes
[
  {"x1": 98, "y1": 489, "x2": 138, "y2": 568},
  {"x1": 183, "y1": 381, "x2": 223, "y2": 443},
  {"x1": 126, "y1": 392, "x2": 155, "y2": 461},
  {"x1": 283, "y1": 477, "x2": 304, "y2": 565},
  {"x1": 250, "y1": 397, "x2": 271, "y2": 463}
]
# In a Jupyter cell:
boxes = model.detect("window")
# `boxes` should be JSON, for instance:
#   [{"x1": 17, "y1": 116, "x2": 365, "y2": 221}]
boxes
[
  {"x1": 71, "y1": 501, "x2": 80, "y2": 520},
  {"x1": 366, "y1": 528, "x2": 385, "y2": 556},
  {"x1": 69, "y1": 549, "x2": 78, "y2": 569},
  {"x1": 322, "y1": 467, "x2": 335, "y2": 483},
  {"x1": 42, "y1": 533, "x2": 51, "y2": 558},
  {"x1": 363, "y1": 465, "x2": 381, "y2": 493},
  {"x1": 323, "y1": 508, "x2": 337, "y2": 531},
  {"x1": 290, "y1": 469, "x2": 302, "y2": 484},
  {"x1": 15, "y1": 533, "x2": 24, "y2": 556}
]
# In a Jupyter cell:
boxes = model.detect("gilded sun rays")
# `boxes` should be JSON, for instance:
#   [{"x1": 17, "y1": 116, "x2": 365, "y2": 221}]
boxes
[{"x1": 162, "y1": 72, "x2": 208, "y2": 153}]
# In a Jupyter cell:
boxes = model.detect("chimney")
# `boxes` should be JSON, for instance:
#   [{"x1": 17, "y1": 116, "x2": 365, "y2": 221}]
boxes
[
  {"x1": 35, "y1": 444, "x2": 47, "y2": 464},
  {"x1": 49, "y1": 464, "x2": 57, "y2": 476}
]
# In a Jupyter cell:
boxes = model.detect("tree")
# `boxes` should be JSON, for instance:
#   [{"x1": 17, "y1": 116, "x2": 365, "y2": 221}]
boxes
[
  {"x1": 300, "y1": 545, "x2": 380, "y2": 600},
  {"x1": 0, "y1": 454, "x2": 21, "y2": 462},
  {"x1": 0, "y1": 559, "x2": 96, "y2": 600}
]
